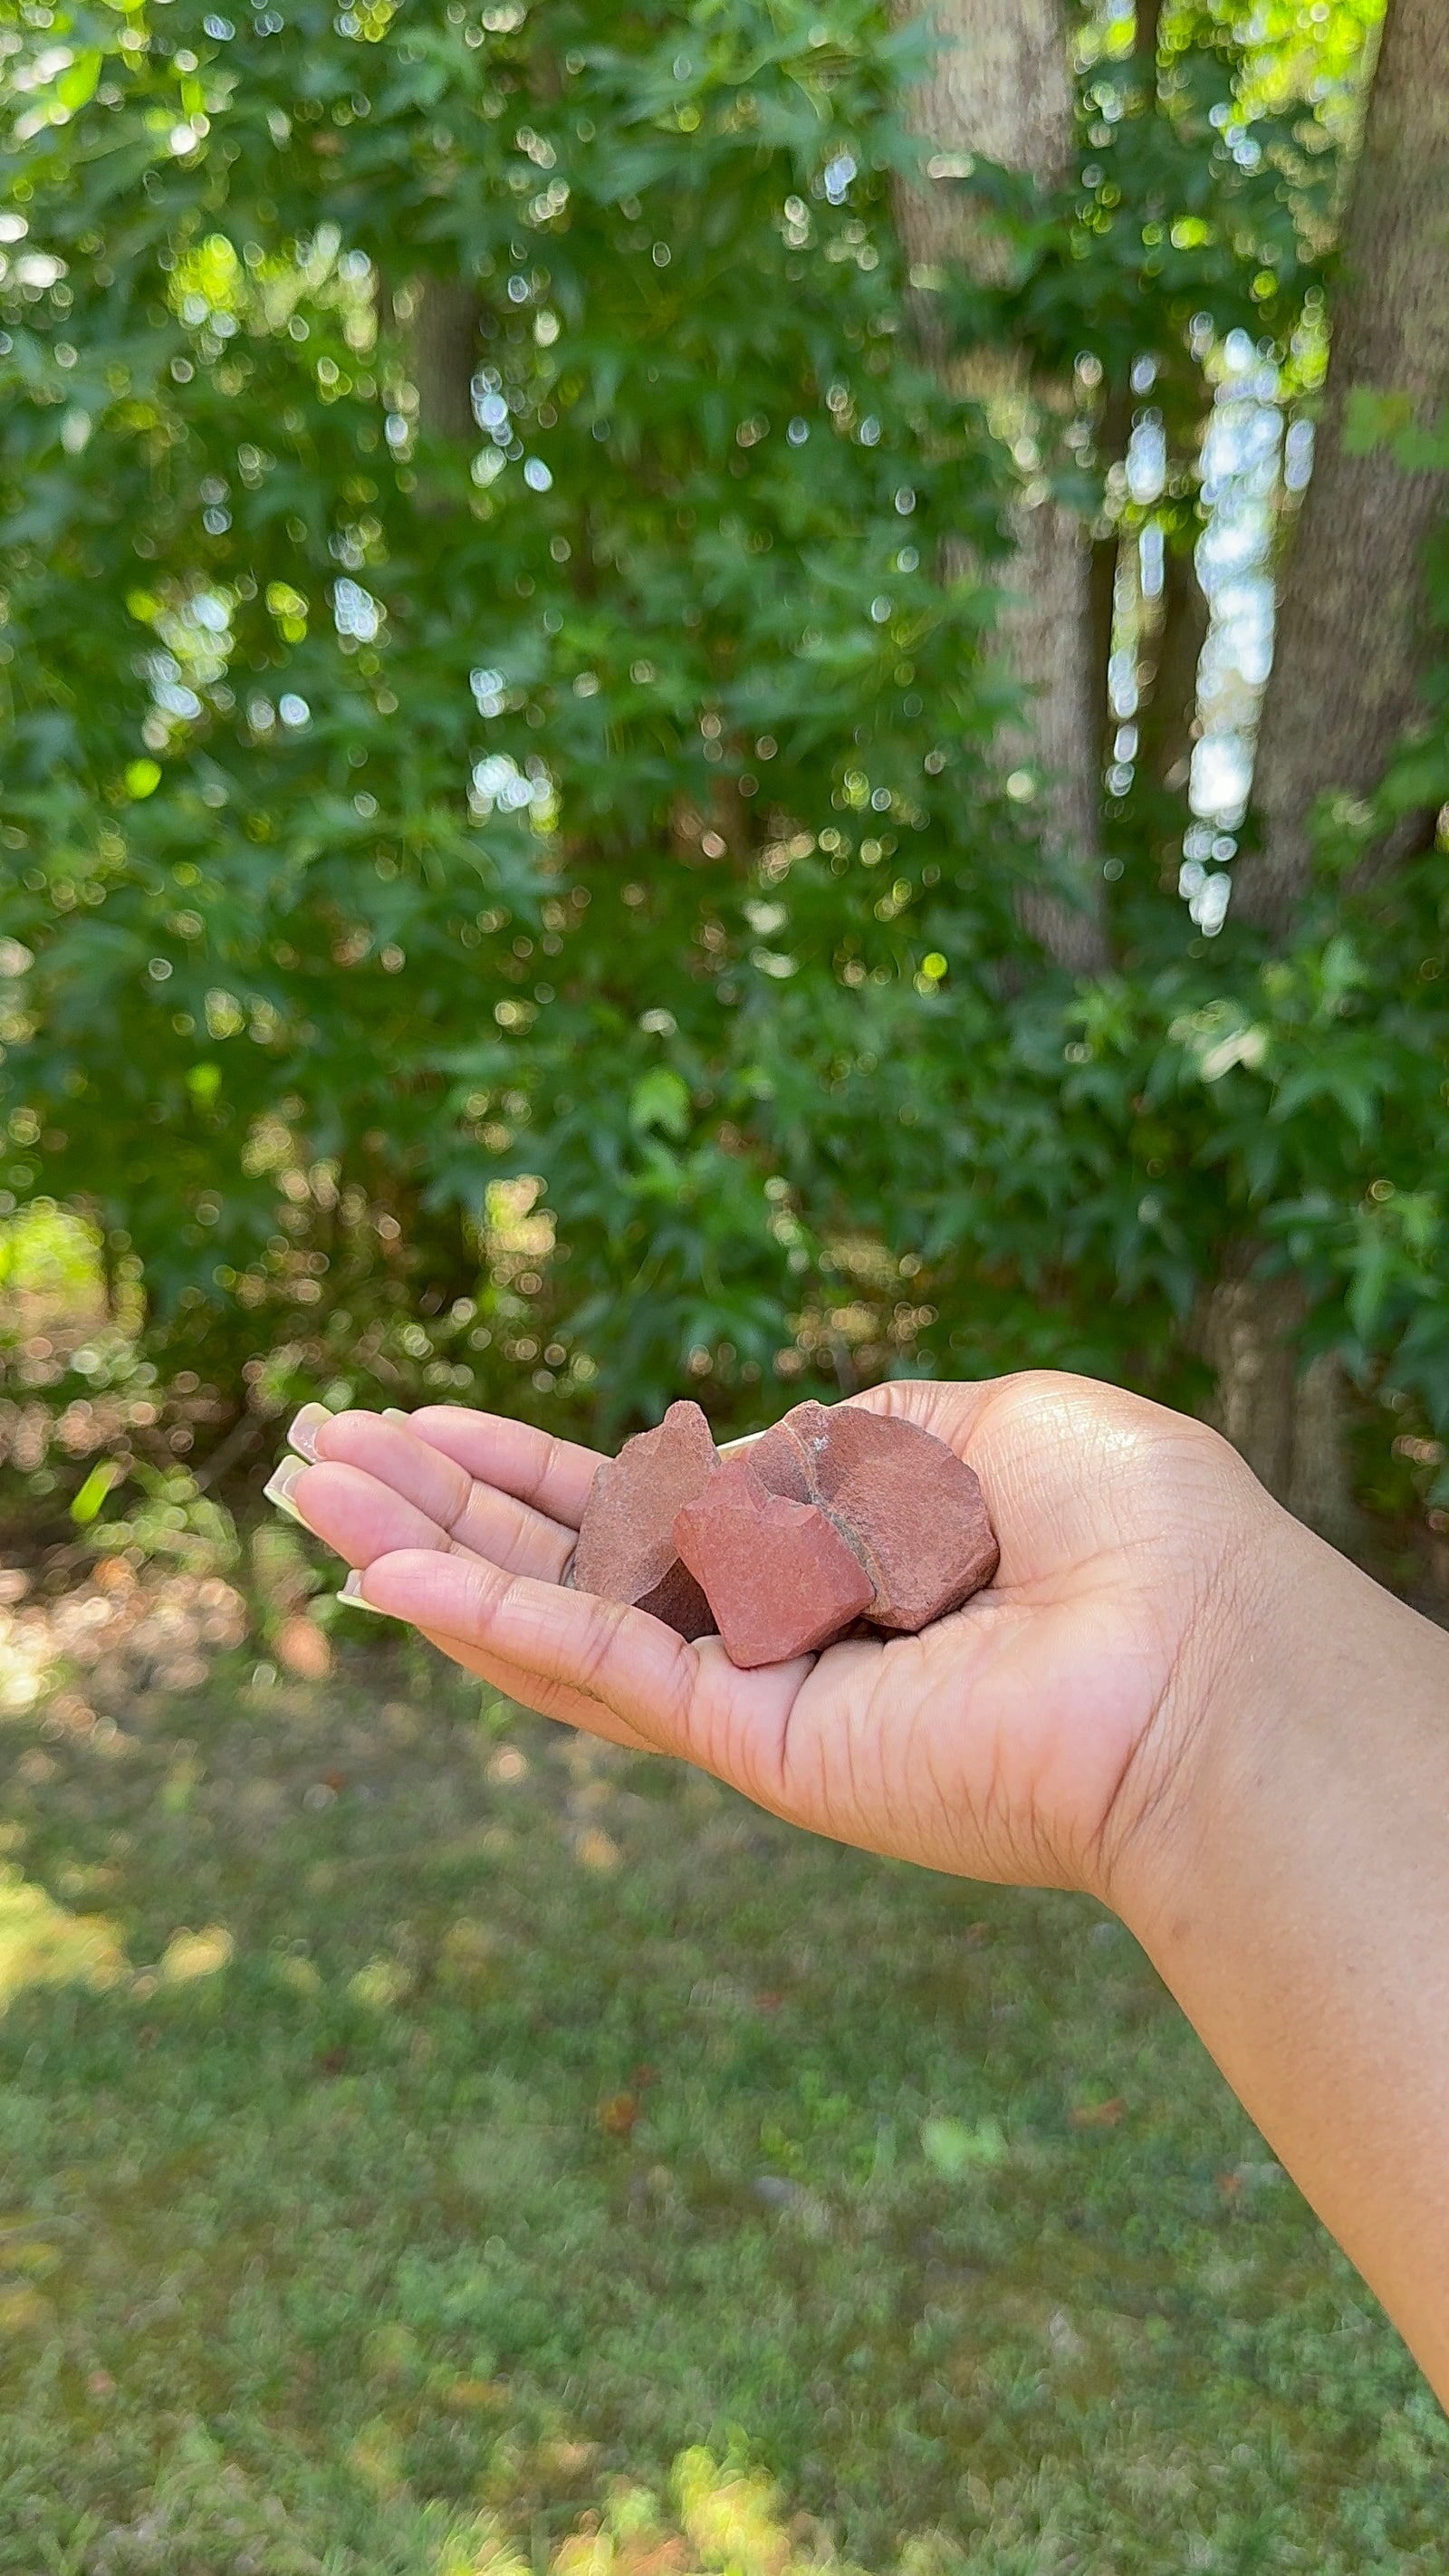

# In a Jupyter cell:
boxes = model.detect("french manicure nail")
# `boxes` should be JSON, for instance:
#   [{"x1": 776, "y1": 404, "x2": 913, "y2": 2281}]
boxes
[
  {"x1": 264, "y1": 1456, "x2": 311, "y2": 1527},
  {"x1": 338, "y1": 1568, "x2": 393, "y2": 1617},
  {"x1": 287, "y1": 1401, "x2": 332, "y2": 1463}
]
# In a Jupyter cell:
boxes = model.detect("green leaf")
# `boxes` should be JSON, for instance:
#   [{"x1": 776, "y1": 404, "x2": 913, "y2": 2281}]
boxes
[
  {"x1": 70, "y1": 1458, "x2": 123, "y2": 1525},
  {"x1": 56, "y1": 51, "x2": 101, "y2": 112},
  {"x1": 629, "y1": 1069, "x2": 692, "y2": 1142}
]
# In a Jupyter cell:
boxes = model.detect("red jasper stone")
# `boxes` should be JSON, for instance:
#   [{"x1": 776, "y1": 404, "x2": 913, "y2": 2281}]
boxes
[
  {"x1": 764, "y1": 1400, "x2": 1000, "y2": 1630},
  {"x1": 571, "y1": 1399, "x2": 719, "y2": 1639},
  {"x1": 673, "y1": 1457, "x2": 875, "y2": 1668},
  {"x1": 679, "y1": 1401, "x2": 998, "y2": 1658}
]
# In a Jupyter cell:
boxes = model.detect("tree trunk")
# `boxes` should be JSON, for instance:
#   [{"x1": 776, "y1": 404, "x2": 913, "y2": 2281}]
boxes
[
  {"x1": 1207, "y1": 0, "x2": 1449, "y2": 1547},
  {"x1": 1234, "y1": 0, "x2": 1449, "y2": 934},
  {"x1": 1199, "y1": 1275, "x2": 1361, "y2": 1552},
  {"x1": 1137, "y1": 534, "x2": 1209, "y2": 795},
  {"x1": 1089, "y1": 521, "x2": 1121, "y2": 782},
  {"x1": 890, "y1": 0, "x2": 1110, "y2": 974},
  {"x1": 404, "y1": 276, "x2": 480, "y2": 444}
]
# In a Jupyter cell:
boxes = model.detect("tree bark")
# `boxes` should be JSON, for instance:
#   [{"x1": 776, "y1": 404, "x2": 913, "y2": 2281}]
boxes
[
  {"x1": 1089, "y1": 520, "x2": 1121, "y2": 781},
  {"x1": 1135, "y1": 0, "x2": 1162, "y2": 70},
  {"x1": 1208, "y1": 0, "x2": 1449, "y2": 1547},
  {"x1": 1137, "y1": 534, "x2": 1209, "y2": 794},
  {"x1": 1198, "y1": 1274, "x2": 1361, "y2": 1552},
  {"x1": 890, "y1": 0, "x2": 1110, "y2": 974},
  {"x1": 1235, "y1": 0, "x2": 1449, "y2": 934},
  {"x1": 405, "y1": 276, "x2": 480, "y2": 444}
]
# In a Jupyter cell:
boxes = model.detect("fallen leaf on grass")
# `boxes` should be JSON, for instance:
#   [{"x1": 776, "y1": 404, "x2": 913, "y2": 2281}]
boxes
[{"x1": 1069, "y1": 2098, "x2": 1126, "y2": 2129}]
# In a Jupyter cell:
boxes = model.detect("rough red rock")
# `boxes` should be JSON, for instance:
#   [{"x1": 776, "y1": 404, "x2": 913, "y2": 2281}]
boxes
[
  {"x1": 677, "y1": 1401, "x2": 997, "y2": 1659},
  {"x1": 760, "y1": 1399, "x2": 1000, "y2": 1630},
  {"x1": 571, "y1": 1399, "x2": 719, "y2": 1639},
  {"x1": 673, "y1": 1456, "x2": 875, "y2": 1668}
]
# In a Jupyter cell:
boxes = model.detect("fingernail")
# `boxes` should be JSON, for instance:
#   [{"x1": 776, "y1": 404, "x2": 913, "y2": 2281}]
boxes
[
  {"x1": 264, "y1": 1456, "x2": 311, "y2": 1527},
  {"x1": 287, "y1": 1402, "x2": 332, "y2": 1463},
  {"x1": 381, "y1": 1408, "x2": 409, "y2": 1426},
  {"x1": 337, "y1": 1568, "x2": 393, "y2": 1617}
]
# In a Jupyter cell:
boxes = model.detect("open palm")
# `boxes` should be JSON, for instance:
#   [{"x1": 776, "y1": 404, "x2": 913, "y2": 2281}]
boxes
[{"x1": 284, "y1": 1375, "x2": 1262, "y2": 1899}]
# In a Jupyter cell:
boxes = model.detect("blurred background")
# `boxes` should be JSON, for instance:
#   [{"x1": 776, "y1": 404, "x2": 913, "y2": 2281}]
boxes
[{"x1": 1, "y1": 0, "x2": 1447, "y2": 2564}]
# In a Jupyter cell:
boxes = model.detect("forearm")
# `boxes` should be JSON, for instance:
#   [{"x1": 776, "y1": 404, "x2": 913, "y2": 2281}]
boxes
[{"x1": 1122, "y1": 1518, "x2": 1449, "y2": 2398}]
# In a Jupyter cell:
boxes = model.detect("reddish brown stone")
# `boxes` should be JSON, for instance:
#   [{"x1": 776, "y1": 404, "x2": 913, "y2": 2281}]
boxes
[
  {"x1": 572, "y1": 1399, "x2": 719, "y2": 1639},
  {"x1": 673, "y1": 1457, "x2": 875, "y2": 1668},
  {"x1": 746, "y1": 1399, "x2": 999, "y2": 1631}
]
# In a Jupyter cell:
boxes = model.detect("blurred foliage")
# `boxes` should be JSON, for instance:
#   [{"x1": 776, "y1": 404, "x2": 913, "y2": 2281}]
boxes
[{"x1": 0, "y1": 0, "x2": 1446, "y2": 1552}]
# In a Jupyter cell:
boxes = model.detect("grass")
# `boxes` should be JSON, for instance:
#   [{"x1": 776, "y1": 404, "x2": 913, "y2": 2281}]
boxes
[{"x1": 0, "y1": 1629, "x2": 1444, "y2": 2575}]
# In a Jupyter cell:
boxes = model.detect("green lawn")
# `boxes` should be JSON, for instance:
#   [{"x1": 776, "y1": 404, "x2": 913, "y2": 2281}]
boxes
[{"x1": 0, "y1": 1629, "x2": 1443, "y2": 2573}]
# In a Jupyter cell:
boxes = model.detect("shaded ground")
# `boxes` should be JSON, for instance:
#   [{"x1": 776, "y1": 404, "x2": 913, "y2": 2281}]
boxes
[{"x1": 0, "y1": 1623, "x2": 1444, "y2": 2574}]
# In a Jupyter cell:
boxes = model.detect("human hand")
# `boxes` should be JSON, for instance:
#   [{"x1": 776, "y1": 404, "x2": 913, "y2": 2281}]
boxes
[
  {"x1": 274, "y1": 1374, "x2": 1273, "y2": 1913},
  {"x1": 276, "y1": 1379, "x2": 1449, "y2": 2391}
]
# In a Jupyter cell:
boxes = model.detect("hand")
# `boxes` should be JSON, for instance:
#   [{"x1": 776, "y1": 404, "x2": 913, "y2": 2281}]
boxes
[
  {"x1": 280, "y1": 1379, "x2": 1449, "y2": 2391},
  {"x1": 279, "y1": 1374, "x2": 1271, "y2": 1910}
]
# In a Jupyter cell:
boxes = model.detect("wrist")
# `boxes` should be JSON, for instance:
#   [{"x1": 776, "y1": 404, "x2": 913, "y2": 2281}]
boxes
[
  {"x1": 1104, "y1": 1479, "x2": 1448, "y2": 1952},
  {"x1": 1090, "y1": 1479, "x2": 1449, "y2": 2397},
  {"x1": 1094, "y1": 1476, "x2": 1330, "y2": 1942}
]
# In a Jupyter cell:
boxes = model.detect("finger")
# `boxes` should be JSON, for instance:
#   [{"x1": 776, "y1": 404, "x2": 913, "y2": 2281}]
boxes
[
  {"x1": 293, "y1": 1459, "x2": 458, "y2": 1569},
  {"x1": 381, "y1": 1406, "x2": 603, "y2": 1532},
  {"x1": 301, "y1": 1417, "x2": 577, "y2": 1581},
  {"x1": 353, "y1": 1550, "x2": 698, "y2": 1746},
  {"x1": 410, "y1": 1627, "x2": 660, "y2": 1754},
  {"x1": 348, "y1": 1548, "x2": 803, "y2": 1800}
]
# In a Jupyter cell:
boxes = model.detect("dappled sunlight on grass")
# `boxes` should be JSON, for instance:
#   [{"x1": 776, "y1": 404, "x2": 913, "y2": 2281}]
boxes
[
  {"x1": 0, "y1": 1859, "x2": 128, "y2": 2010},
  {"x1": 437, "y1": 2448, "x2": 859, "y2": 2576},
  {"x1": 675, "y1": 2447, "x2": 799, "y2": 2576},
  {"x1": 0, "y1": 1638, "x2": 1442, "y2": 2572}
]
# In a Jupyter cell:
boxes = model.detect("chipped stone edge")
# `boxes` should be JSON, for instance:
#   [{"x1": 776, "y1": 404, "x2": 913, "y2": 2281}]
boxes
[{"x1": 564, "y1": 1428, "x2": 759, "y2": 1593}]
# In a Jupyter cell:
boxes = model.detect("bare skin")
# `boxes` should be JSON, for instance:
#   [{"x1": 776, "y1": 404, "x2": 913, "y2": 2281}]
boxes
[{"x1": 277, "y1": 1373, "x2": 1449, "y2": 2404}]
